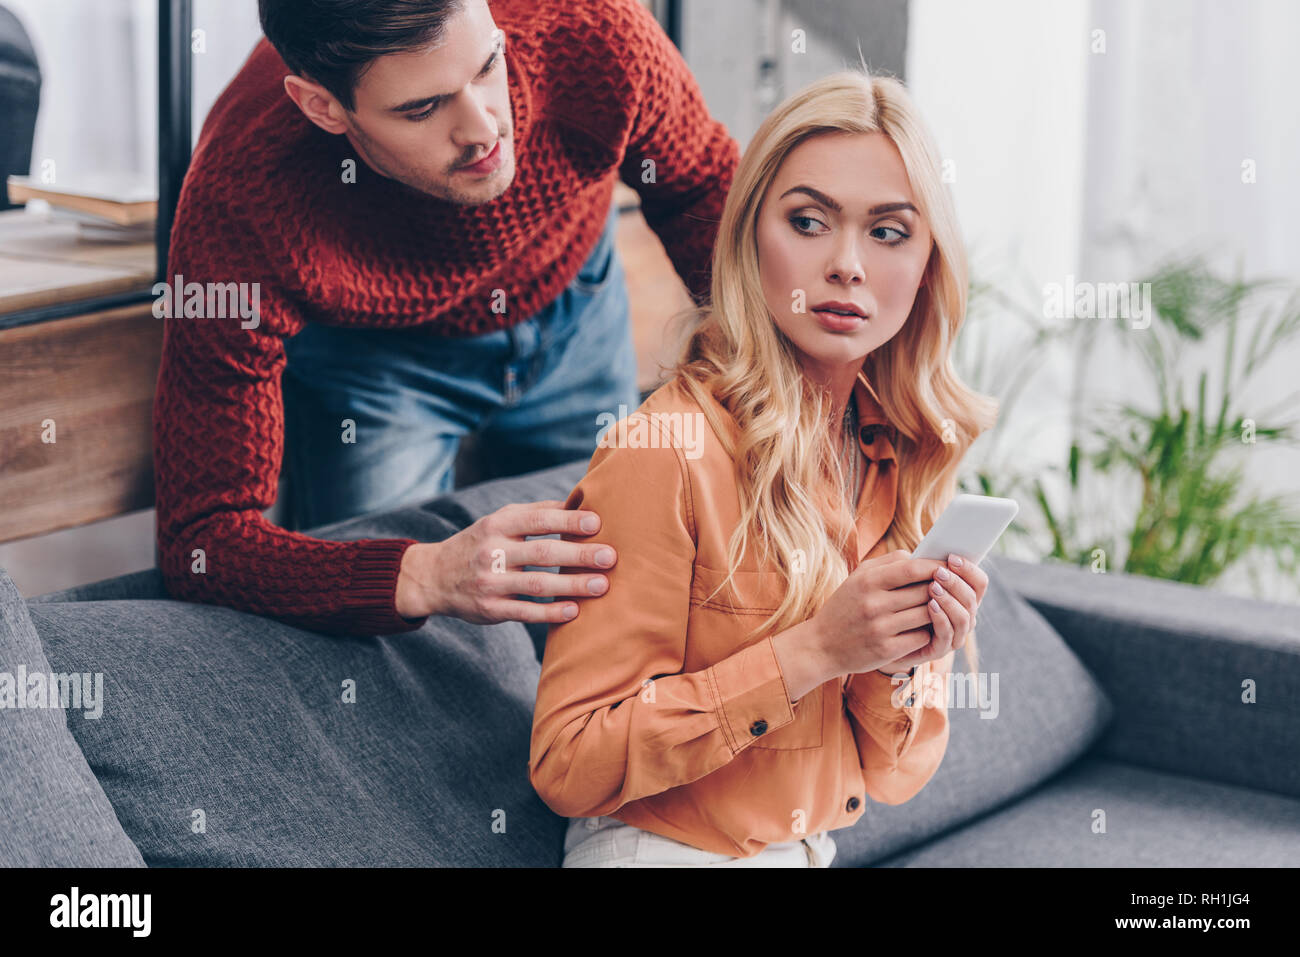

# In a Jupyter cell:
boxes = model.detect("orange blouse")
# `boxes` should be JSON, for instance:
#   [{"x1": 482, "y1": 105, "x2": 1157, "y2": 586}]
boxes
[{"x1": 528, "y1": 369, "x2": 953, "y2": 857}]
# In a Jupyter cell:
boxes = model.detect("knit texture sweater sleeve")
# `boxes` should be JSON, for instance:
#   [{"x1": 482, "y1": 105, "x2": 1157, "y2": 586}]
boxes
[
  {"x1": 610, "y1": 0, "x2": 738, "y2": 304},
  {"x1": 152, "y1": 206, "x2": 430, "y2": 637}
]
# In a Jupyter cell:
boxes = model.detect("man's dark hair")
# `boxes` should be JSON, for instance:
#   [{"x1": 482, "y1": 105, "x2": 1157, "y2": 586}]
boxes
[{"x1": 258, "y1": 0, "x2": 466, "y2": 112}]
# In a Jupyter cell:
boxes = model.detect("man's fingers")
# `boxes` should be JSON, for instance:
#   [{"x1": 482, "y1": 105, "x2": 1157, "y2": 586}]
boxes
[
  {"x1": 481, "y1": 570, "x2": 611, "y2": 600},
  {"x1": 509, "y1": 539, "x2": 617, "y2": 572},
  {"x1": 486, "y1": 598, "x2": 582, "y2": 625},
  {"x1": 495, "y1": 504, "x2": 604, "y2": 538},
  {"x1": 522, "y1": 499, "x2": 569, "y2": 510}
]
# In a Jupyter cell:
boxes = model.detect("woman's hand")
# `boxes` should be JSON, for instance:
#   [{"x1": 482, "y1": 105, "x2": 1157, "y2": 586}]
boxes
[
  {"x1": 805, "y1": 549, "x2": 947, "y2": 677},
  {"x1": 876, "y1": 553, "x2": 987, "y2": 674}
]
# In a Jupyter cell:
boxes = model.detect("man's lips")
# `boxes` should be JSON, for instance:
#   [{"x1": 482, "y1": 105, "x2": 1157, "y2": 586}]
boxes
[{"x1": 457, "y1": 139, "x2": 502, "y2": 172}]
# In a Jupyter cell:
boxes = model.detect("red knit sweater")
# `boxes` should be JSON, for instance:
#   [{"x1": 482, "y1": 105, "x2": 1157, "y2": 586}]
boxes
[{"x1": 152, "y1": 0, "x2": 737, "y2": 636}]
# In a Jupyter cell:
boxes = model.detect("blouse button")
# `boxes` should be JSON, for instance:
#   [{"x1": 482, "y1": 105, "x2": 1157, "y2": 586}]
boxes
[
  {"x1": 749, "y1": 719, "x2": 768, "y2": 736},
  {"x1": 846, "y1": 796, "x2": 861, "y2": 812}
]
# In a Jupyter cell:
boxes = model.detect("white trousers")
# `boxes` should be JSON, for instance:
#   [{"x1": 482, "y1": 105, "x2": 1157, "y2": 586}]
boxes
[{"x1": 562, "y1": 815, "x2": 837, "y2": 868}]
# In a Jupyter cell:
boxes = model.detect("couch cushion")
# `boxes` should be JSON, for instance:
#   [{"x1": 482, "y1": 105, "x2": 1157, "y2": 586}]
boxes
[
  {"x1": 25, "y1": 508, "x2": 567, "y2": 866},
  {"x1": 0, "y1": 569, "x2": 144, "y2": 867},
  {"x1": 996, "y1": 556, "x2": 1300, "y2": 800},
  {"x1": 873, "y1": 754, "x2": 1300, "y2": 866},
  {"x1": 29, "y1": 567, "x2": 166, "y2": 605},
  {"x1": 831, "y1": 556, "x2": 1115, "y2": 867}
]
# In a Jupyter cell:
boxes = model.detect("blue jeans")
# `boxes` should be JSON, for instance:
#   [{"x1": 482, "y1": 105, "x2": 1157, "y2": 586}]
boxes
[{"x1": 281, "y1": 203, "x2": 639, "y2": 531}]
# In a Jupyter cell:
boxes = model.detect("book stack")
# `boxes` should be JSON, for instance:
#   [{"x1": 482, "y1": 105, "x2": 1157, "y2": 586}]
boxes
[{"x1": 6, "y1": 175, "x2": 158, "y2": 243}]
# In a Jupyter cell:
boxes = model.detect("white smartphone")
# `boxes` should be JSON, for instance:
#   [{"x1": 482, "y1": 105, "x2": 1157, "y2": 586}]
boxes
[{"x1": 910, "y1": 493, "x2": 1019, "y2": 564}]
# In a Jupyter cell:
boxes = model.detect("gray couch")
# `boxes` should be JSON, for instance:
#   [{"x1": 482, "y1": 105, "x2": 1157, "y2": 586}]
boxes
[{"x1": 3, "y1": 458, "x2": 1298, "y2": 867}]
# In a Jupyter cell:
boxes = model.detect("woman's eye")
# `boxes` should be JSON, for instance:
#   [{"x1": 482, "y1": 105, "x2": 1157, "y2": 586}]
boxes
[
  {"x1": 872, "y1": 225, "x2": 910, "y2": 244},
  {"x1": 788, "y1": 215, "x2": 909, "y2": 244},
  {"x1": 789, "y1": 214, "x2": 825, "y2": 235},
  {"x1": 407, "y1": 105, "x2": 438, "y2": 122}
]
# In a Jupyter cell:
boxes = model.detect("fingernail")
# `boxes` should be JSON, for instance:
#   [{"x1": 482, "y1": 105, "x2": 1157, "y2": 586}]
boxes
[
  {"x1": 595, "y1": 548, "x2": 615, "y2": 566},
  {"x1": 931, "y1": 581, "x2": 944, "y2": 596},
  {"x1": 588, "y1": 577, "x2": 608, "y2": 595},
  {"x1": 935, "y1": 566, "x2": 951, "y2": 581},
  {"x1": 581, "y1": 516, "x2": 599, "y2": 533},
  {"x1": 563, "y1": 604, "x2": 578, "y2": 618},
  {"x1": 949, "y1": 554, "x2": 964, "y2": 567},
  {"x1": 929, "y1": 598, "x2": 940, "y2": 611}
]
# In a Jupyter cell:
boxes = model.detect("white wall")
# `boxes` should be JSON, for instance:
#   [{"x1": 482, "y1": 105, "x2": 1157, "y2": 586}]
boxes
[
  {"x1": 5, "y1": 0, "x2": 262, "y2": 183},
  {"x1": 6, "y1": 0, "x2": 157, "y2": 183}
]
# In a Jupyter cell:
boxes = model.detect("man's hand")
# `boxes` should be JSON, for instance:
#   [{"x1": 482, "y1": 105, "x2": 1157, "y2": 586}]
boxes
[{"x1": 394, "y1": 500, "x2": 616, "y2": 624}]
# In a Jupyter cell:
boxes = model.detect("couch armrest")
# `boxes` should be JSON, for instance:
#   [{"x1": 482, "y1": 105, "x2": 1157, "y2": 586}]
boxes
[{"x1": 993, "y1": 557, "x2": 1300, "y2": 800}]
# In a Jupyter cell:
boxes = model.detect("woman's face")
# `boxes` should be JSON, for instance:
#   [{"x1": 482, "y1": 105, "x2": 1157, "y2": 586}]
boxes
[{"x1": 756, "y1": 131, "x2": 933, "y2": 385}]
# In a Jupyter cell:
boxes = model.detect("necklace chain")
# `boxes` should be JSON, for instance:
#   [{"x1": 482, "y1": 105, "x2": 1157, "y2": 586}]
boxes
[{"x1": 841, "y1": 401, "x2": 859, "y2": 509}]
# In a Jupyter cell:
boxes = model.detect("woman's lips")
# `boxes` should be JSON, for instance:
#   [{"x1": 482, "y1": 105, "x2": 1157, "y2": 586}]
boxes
[{"x1": 812, "y1": 308, "x2": 868, "y2": 332}]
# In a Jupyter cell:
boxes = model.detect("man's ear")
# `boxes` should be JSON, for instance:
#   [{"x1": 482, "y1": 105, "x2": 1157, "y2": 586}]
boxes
[{"x1": 282, "y1": 74, "x2": 350, "y2": 134}]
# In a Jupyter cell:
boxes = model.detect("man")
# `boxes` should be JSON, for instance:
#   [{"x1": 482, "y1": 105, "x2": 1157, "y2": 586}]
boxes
[{"x1": 153, "y1": 0, "x2": 737, "y2": 636}]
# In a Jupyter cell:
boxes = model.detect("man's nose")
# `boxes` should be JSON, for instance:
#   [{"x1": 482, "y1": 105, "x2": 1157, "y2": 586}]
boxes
[{"x1": 452, "y1": 90, "x2": 499, "y2": 149}]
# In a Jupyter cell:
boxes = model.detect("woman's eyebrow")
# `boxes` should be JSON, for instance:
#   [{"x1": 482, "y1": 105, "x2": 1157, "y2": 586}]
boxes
[{"x1": 778, "y1": 185, "x2": 916, "y2": 216}]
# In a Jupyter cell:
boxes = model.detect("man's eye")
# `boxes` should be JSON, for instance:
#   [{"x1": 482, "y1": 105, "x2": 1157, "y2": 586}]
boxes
[{"x1": 405, "y1": 52, "x2": 498, "y2": 122}]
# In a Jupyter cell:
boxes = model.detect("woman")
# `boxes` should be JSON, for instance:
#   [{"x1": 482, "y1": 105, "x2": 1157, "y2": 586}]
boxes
[{"x1": 529, "y1": 69, "x2": 998, "y2": 867}]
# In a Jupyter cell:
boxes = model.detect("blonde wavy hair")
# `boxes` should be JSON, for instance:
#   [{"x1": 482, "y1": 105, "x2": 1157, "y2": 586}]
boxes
[{"x1": 667, "y1": 69, "x2": 997, "y2": 676}]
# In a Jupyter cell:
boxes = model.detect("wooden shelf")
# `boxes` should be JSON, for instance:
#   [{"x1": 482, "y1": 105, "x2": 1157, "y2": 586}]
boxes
[
  {"x1": 0, "y1": 301, "x2": 162, "y2": 543},
  {"x1": 0, "y1": 207, "x2": 155, "y2": 317}
]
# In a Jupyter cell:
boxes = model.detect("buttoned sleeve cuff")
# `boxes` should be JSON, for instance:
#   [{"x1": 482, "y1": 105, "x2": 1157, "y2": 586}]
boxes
[
  {"x1": 844, "y1": 664, "x2": 927, "y2": 757},
  {"x1": 705, "y1": 636, "x2": 797, "y2": 755}
]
